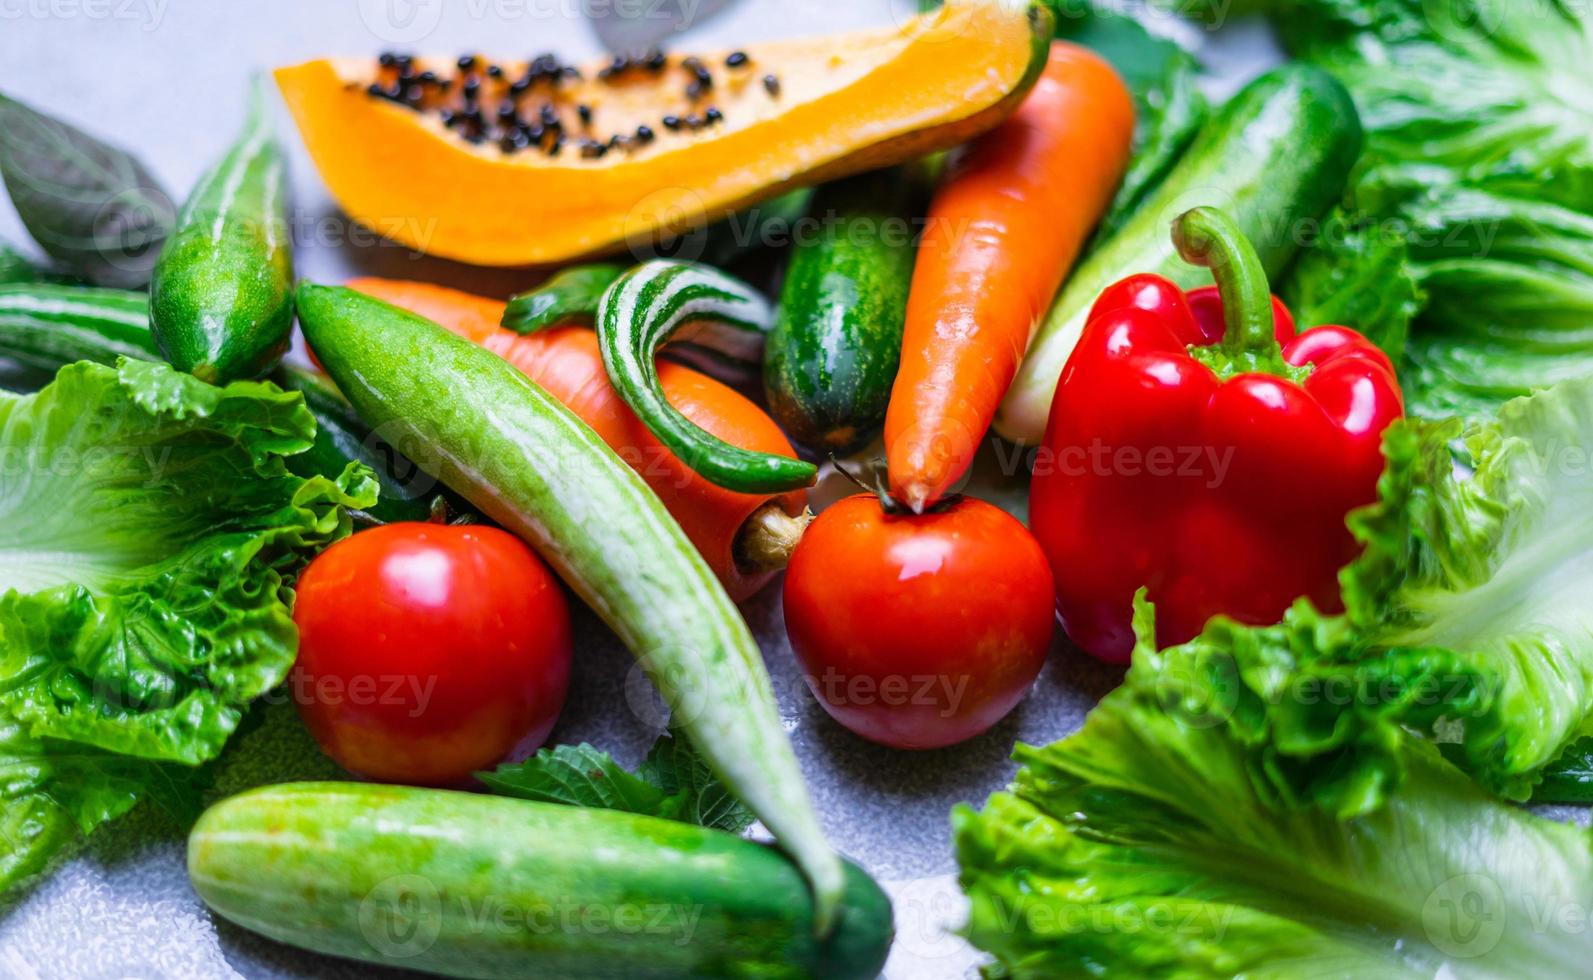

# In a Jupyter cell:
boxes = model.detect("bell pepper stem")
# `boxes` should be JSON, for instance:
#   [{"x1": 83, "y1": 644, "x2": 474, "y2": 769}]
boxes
[{"x1": 1172, "y1": 207, "x2": 1277, "y2": 358}]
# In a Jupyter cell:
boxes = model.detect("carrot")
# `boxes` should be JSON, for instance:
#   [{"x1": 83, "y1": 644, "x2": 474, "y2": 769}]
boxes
[
  {"x1": 882, "y1": 43, "x2": 1135, "y2": 511},
  {"x1": 342, "y1": 277, "x2": 809, "y2": 601}
]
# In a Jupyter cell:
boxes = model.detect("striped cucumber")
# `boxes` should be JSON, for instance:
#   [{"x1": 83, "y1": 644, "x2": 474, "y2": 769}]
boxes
[
  {"x1": 151, "y1": 77, "x2": 293, "y2": 383},
  {"x1": 995, "y1": 65, "x2": 1365, "y2": 444},
  {"x1": 189, "y1": 783, "x2": 892, "y2": 979},
  {"x1": 501, "y1": 262, "x2": 625, "y2": 334},
  {"x1": 597, "y1": 261, "x2": 816, "y2": 494},
  {"x1": 506, "y1": 261, "x2": 767, "y2": 384},
  {"x1": 295, "y1": 283, "x2": 844, "y2": 932},
  {"x1": 764, "y1": 171, "x2": 916, "y2": 453},
  {"x1": 0, "y1": 283, "x2": 156, "y2": 372}
]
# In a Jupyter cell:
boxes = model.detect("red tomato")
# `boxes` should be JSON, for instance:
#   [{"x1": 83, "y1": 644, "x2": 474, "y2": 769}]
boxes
[
  {"x1": 291, "y1": 522, "x2": 572, "y2": 786},
  {"x1": 782, "y1": 495, "x2": 1055, "y2": 750}
]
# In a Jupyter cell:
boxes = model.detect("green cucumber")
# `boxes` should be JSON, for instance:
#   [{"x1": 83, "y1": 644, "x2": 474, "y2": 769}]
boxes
[
  {"x1": 295, "y1": 283, "x2": 845, "y2": 932},
  {"x1": 0, "y1": 283, "x2": 155, "y2": 372},
  {"x1": 150, "y1": 77, "x2": 293, "y2": 383},
  {"x1": 597, "y1": 261, "x2": 816, "y2": 494},
  {"x1": 764, "y1": 170, "x2": 916, "y2": 453},
  {"x1": 501, "y1": 262, "x2": 626, "y2": 334},
  {"x1": 995, "y1": 64, "x2": 1365, "y2": 444},
  {"x1": 190, "y1": 783, "x2": 892, "y2": 980}
]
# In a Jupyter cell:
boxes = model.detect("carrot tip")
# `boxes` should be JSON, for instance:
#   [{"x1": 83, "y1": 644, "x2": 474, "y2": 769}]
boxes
[{"x1": 899, "y1": 482, "x2": 934, "y2": 515}]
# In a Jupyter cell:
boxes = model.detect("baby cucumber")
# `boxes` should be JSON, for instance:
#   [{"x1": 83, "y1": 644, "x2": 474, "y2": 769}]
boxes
[
  {"x1": 0, "y1": 283, "x2": 156, "y2": 373},
  {"x1": 764, "y1": 170, "x2": 916, "y2": 453},
  {"x1": 151, "y1": 77, "x2": 293, "y2": 383},
  {"x1": 190, "y1": 783, "x2": 892, "y2": 980},
  {"x1": 995, "y1": 64, "x2": 1364, "y2": 444},
  {"x1": 295, "y1": 283, "x2": 845, "y2": 933}
]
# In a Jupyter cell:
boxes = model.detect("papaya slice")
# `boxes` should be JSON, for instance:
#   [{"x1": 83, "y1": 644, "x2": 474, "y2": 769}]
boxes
[{"x1": 274, "y1": 1, "x2": 1051, "y2": 266}]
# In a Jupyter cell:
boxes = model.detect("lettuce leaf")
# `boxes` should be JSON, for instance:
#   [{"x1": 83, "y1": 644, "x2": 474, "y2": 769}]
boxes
[
  {"x1": 0, "y1": 358, "x2": 375, "y2": 895},
  {"x1": 1394, "y1": 186, "x2": 1593, "y2": 417},
  {"x1": 1276, "y1": 0, "x2": 1593, "y2": 212},
  {"x1": 955, "y1": 648, "x2": 1593, "y2": 977},
  {"x1": 1270, "y1": 0, "x2": 1593, "y2": 418},
  {"x1": 1280, "y1": 207, "x2": 1425, "y2": 357}
]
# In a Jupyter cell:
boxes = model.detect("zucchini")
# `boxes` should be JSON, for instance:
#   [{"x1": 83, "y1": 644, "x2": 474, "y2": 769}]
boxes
[
  {"x1": 295, "y1": 283, "x2": 845, "y2": 932},
  {"x1": 150, "y1": 77, "x2": 293, "y2": 383},
  {"x1": 501, "y1": 262, "x2": 625, "y2": 334},
  {"x1": 764, "y1": 170, "x2": 916, "y2": 453},
  {"x1": 995, "y1": 64, "x2": 1365, "y2": 444},
  {"x1": 189, "y1": 783, "x2": 892, "y2": 980},
  {"x1": 597, "y1": 261, "x2": 816, "y2": 494},
  {"x1": 0, "y1": 283, "x2": 156, "y2": 372}
]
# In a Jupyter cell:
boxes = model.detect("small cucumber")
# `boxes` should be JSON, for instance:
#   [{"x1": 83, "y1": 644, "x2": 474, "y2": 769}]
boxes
[
  {"x1": 295, "y1": 283, "x2": 844, "y2": 932},
  {"x1": 190, "y1": 783, "x2": 892, "y2": 980},
  {"x1": 764, "y1": 170, "x2": 916, "y2": 453},
  {"x1": 0, "y1": 283, "x2": 156, "y2": 372},
  {"x1": 995, "y1": 64, "x2": 1365, "y2": 444},
  {"x1": 596, "y1": 261, "x2": 816, "y2": 493},
  {"x1": 151, "y1": 77, "x2": 293, "y2": 383}
]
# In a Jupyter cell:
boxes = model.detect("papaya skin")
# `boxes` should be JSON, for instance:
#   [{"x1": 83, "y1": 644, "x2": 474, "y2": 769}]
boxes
[{"x1": 274, "y1": 1, "x2": 1052, "y2": 266}]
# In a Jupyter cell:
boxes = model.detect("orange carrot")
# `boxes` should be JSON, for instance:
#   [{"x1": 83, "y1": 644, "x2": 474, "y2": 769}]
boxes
[
  {"x1": 883, "y1": 43, "x2": 1135, "y2": 511},
  {"x1": 342, "y1": 278, "x2": 809, "y2": 601}
]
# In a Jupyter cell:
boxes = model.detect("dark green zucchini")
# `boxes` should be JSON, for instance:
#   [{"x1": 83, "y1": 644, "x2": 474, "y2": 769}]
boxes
[{"x1": 764, "y1": 170, "x2": 916, "y2": 453}]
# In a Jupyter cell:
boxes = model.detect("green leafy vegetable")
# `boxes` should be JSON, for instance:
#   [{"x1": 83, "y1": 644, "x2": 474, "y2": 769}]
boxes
[
  {"x1": 0, "y1": 358, "x2": 375, "y2": 896},
  {"x1": 1280, "y1": 208, "x2": 1425, "y2": 357},
  {"x1": 1533, "y1": 737, "x2": 1593, "y2": 805},
  {"x1": 1395, "y1": 186, "x2": 1593, "y2": 417},
  {"x1": 955, "y1": 639, "x2": 1593, "y2": 977},
  {"x1": 1270, "y1": 0, "x2": 1593, "y2": 417},
  {"x1": 480, "y1": 731, "x2": 755, "y2": 834},
  {"x1": 0, "y1": 94, "x2": 174, "y2": 288}
]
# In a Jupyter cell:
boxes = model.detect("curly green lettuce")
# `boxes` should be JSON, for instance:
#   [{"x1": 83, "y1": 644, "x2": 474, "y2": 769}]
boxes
[
  {"x1": 1271, "y1": 0, "x2": 1593, "y2": 417},
  {"x1": 0, "y1": 358, "x2": 375, "y2": 894},
  {"x1": 955, "y1": 641, "x2": 1593, "y2": 977}
]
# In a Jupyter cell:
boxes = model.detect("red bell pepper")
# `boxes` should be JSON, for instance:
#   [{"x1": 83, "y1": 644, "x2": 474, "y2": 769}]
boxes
[{"x1": 1030, "y1": 207, "x2": 1404, "y2": 662}]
